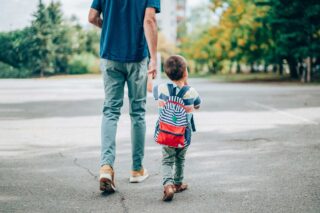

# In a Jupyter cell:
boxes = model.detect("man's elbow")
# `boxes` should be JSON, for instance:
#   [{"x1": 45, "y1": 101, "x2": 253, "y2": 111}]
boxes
[
  {"x1": 88, "y1": 9, "x2": 99, "y2": 24},
  {"x1": 144, "y1": 16, "x2": 157, "y2": 27},
  {"x1": 88, "y1": 13, "x2": 96, "y2": 24}
]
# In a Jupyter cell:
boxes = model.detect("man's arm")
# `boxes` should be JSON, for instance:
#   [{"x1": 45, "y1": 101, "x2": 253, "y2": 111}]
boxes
[
  {"x1": 88, "y1": 8, "x2": 103, "y2": 28},
  {"x1": 144, "y1": 8, "x2": 158, "y2": 79}
]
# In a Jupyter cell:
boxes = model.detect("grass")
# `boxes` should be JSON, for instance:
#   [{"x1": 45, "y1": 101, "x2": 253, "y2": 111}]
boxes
[
  {"x1": 46, "y1": 73, "x2": 101, "y2": 79},
  {"x1": 202, "y1": 72, "x2": 295, "y2": 83},
  {"x1": 188, "y1": 71, "x2": 320, "y2": 84},
  {"x1": 7, "y1": 70, "x2": 318, "y2": 85}
]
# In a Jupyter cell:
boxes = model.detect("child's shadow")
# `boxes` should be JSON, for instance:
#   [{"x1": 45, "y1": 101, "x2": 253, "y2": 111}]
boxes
[{"x1": 100, "y1": 191, "x2": 116, "y2": 197}]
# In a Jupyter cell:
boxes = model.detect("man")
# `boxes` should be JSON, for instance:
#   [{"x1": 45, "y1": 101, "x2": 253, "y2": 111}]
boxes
[{"x1": 88, "y1": 0, "x2": 160, "y2": 193}]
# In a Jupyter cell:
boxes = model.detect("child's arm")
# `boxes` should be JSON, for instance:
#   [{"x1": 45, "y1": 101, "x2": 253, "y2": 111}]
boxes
[
  {"x1": 193, "y1": 89, "x2": 201, "y2": 110},
  {"x1": 147, "y1": 73, "x2": 153, "y2": 93}
]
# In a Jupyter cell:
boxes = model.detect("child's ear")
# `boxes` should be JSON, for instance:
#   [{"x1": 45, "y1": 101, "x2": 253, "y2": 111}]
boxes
[{"x1": 184, "y1": 68, "x2": 189, "y2": 77}]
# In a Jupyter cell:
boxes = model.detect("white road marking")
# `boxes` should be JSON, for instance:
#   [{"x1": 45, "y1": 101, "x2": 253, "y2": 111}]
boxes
[
  {"x1": 0, "y1": 109, "x2": 23, "y2": 112},
  {"x1": 249, "y1": 101, "x2": 319, "y2": 125}
]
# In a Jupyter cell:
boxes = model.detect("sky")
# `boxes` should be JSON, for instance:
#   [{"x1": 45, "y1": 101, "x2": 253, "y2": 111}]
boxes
[{"x1": 0, "y1": 0, "x2": 209, "y2": 32}]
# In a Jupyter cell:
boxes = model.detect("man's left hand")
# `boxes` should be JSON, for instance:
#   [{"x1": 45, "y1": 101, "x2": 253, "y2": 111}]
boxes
[{"x1": 148, "y1": 59, "x2": 157, "y2": 79}]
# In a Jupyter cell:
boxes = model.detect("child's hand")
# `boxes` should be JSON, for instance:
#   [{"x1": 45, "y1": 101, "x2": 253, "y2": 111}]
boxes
[
  {"x1": 148, "y1": 70, "x2": 156, "y2": 79},
  {"x1": 148, "y1": 59, "x2": 157, "y2": 79},
  {"x1": 147, "y1": 72, "x2": 153, "y2": 93}
]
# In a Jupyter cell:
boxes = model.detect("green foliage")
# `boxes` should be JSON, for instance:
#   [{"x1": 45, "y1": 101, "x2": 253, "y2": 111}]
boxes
[
  {"x1": 68, "y1": 53, "x2": 99, "y2": 75},
  {"x1": 29, "y1": 0, "x2": 55, "y2": 77},
  {"x1": 68, "y1": 58, "x2": 89, "y2": 75},
  {"x1": 0, "y1": 62, "x2": 32, "y2": 78},
  {"x1": 261, "y1": 0, "x2": 320, "y2": 79},
  {"x1": 0, "y1": 28, "x2": 33, "y2": 69},
  {"x1": 180, "y1": 0, "x2": 320, "y2": 81},
  {"x1": 181, "y1": 0, "x2": 269, "y2": 73},
  {"x1": 0, "y1": 0, "x2": 100, "y2": 78},
  {"x1": 47, "y1": 1, "x2": 72, "y2": 74}
]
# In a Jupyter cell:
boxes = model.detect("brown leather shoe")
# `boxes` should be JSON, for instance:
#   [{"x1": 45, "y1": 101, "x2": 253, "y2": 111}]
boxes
[
  {"x1": 162, "y1": 184, "x2": 175, "y2": 201},
  {"x1": 174, "y1": 183, "x2": 188, "y2": 193},
  {"x1": 99, "y1": 165, "x2": 116, "y2": 193}
]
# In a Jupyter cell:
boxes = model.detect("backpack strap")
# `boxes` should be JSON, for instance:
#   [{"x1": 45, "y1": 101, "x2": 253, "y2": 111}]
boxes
[
  {"x1": 177, "y1": 85, "x2": 191, "y2": 98},
  {"x1": 191, "y1": 115, "x2": 196, "y2": 132},
  {"x1": 167, "y1": 84, "x2": 176, "y2": 96}
]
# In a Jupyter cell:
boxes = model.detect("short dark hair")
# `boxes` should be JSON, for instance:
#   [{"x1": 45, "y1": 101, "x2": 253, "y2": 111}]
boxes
[{"x1": 164, "y1": 55, "x2": 186, "y2": 81}]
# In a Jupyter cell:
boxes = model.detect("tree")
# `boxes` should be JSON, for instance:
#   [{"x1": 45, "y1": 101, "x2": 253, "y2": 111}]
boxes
[
  {"x1": 181, "y1": 0, "x2": 319, "y2": 81},
  {"x1": 0, "y1": 28, "x2": 32, "y2": 69},
  {"x1": 259, "y1": 0, "x2": 320, "y2": 80},
  {"x1": 29, "y1": 0, "x2": 54, "y2": 77},
  {"x1": 0, "y1": 0, "x2": 101, "y2": 78},
  {"x1": 180, "y1": 0, "x2": 271, "y2": 74},
  {"x1": 47, "y1": 1, "x2": 72, "y2": 73}
]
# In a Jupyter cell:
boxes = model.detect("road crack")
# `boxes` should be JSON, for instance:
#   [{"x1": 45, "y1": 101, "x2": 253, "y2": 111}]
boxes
[
  {"x1": 73, "y1": 158, "x2": 128, "y2": 213},
  {"x1": 118, "y1": 192, "x2": 129, "y2": 213},
  {"x1": 73, "y1": 158, "x2": 98, "y2": 181}
]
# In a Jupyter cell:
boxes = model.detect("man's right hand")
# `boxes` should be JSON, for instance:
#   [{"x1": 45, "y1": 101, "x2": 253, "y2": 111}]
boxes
[{"x1": 148, "y1": 59, "x2": 157, "y2": 79}]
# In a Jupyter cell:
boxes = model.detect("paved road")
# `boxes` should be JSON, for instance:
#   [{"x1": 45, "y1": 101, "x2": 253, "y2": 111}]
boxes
[{"x1": 0, "y1": 77, "x2": 320, "y2": 213}]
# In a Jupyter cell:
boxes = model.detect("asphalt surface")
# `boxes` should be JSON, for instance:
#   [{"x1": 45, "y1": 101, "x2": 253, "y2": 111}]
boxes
[{"x1": 0, "y1": 77, "x2": 320, "y2": 213}]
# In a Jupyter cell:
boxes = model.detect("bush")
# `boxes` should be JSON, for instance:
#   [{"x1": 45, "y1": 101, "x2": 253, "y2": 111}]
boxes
[
  {"x1": 68, "y1": 53, "x2": 100, "y2": 74},
  {"x1": 0, "y1": 62, "x2": 32, "y2": 78}
]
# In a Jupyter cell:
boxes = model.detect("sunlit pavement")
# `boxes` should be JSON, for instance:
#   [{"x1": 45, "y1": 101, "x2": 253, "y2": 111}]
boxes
[{"x1": 1, "y1": 77, "x2": 320, "y2": 213}]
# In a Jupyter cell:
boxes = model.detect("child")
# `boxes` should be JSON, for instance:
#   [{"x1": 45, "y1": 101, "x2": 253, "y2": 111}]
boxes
[{"x1": 147, "y1": 55, "x2": 201, "y2": 201}]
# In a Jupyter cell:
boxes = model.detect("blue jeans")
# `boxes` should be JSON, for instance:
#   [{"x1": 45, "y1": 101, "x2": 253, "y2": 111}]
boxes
[{"x1": 100, "y1": 58, "x2": 148, "y2": 171}]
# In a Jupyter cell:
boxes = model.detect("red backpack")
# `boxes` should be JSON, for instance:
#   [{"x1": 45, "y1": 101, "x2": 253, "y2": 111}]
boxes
[{"x1": 154, "y1": 84, "x2": 191, "y2": 148}]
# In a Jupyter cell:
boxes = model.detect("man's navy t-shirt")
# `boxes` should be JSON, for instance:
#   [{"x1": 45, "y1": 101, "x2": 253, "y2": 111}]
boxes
[{"x1": 91, "y1": 0, "x2": 160, "y2": 62}]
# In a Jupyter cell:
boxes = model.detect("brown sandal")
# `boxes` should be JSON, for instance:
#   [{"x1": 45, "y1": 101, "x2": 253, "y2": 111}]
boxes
[
  {"x1": 163, "y1": 184, "x2": 175, "y2": 201},
  {"x1": 174, "y1": 183, "x2": 188, "y2": 193}
]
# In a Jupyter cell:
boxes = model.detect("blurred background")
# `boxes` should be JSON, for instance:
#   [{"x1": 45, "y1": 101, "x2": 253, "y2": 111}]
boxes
[{"x1": 0, "y1": 0, "x2": 319, "y2": 82}]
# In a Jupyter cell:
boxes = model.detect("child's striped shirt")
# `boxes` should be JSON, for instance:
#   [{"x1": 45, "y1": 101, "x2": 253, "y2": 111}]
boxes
[{"x1": 152, "y1": 83, "x2": 201, "y2": 122}]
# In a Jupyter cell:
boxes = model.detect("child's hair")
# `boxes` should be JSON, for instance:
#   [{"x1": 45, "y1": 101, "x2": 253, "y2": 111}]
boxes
[{"x1": 164, "y1": 55, "x2": 187, "y2": 81}]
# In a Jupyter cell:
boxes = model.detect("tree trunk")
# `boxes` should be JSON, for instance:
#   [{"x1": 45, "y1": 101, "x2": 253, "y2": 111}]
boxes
[
  {"x1": 264, "y1": 63, "x2": 268, "y2": 73},
  {"x1": 306, "y1": 57, "x2": 311, "y2": 83},
  {"x1": 250, "y1": 63, "x2": 256, "y2": 73},
  {"x1": 195, "y1": 63, "x2": 199, "y2": 74},
  {"x1": 229, "y1": 61, "x2": 233, "y2": 74},
  {"x1": 40, "y1": 68, "x2": 44, "y2": 78},
  {"x1": 209, "y1": 62, "x2": 219, "y2": 74},
  {"x1": 279, "y1": 63, "x2": 283, "y2": 76},
  {"x1": 272, "y1": 64, "x2": 278, "y2": 73},
  {"x1": 287, "y1": 59, "x2": 298, "y2": 79},
  {"x1": 298, "y1": 60, "x2": 305, "y2": 77},
  {"x1": 236, "y1": 62, "x2": 241, "y2": 74},
  {"x1": 209, "y1": 62, "x2": 215, "y2": 74}
]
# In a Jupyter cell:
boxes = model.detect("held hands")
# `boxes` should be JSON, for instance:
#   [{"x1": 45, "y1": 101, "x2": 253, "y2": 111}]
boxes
[{"x1": 148, "y1": 58, "x2": 157, "y2": 79}]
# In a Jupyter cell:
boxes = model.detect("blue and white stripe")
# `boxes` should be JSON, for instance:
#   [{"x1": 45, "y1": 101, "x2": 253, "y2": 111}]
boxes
[{"x1": 159, "y1": 96, "x2": 188, "y2": 127}]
